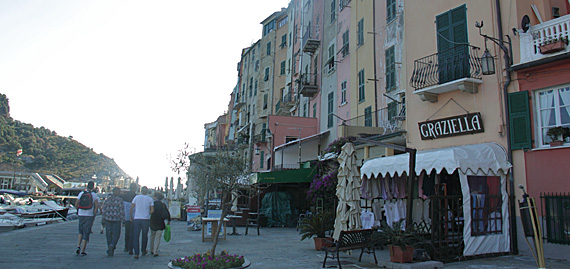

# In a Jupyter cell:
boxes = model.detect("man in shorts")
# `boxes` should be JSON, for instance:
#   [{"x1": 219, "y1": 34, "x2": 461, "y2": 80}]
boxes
[{"x1": 75, "y1": 181, "x2": 100, "y2": 256}]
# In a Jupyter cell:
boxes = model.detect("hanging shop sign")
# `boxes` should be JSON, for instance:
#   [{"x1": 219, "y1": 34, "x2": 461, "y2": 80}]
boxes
[{"x1": 418, "y1": 112, "x2": 484, "y2": 140}]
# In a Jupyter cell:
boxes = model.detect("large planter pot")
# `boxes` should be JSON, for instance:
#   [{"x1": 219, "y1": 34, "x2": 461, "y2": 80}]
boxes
[
  {"x1": 169, "y1": 257, "x2": 250, "y2": 269},
  {"x1": 313, "y1": 237, "x2": 333, "y2": 251},
  {"x1": 389, "y1": 245, "x2": 414, "y2": 263}
]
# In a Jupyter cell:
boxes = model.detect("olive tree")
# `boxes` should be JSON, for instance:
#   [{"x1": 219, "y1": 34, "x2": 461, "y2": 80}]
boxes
[{"x1": 187, "y1": 150, "x2": 254, "y2": 254}]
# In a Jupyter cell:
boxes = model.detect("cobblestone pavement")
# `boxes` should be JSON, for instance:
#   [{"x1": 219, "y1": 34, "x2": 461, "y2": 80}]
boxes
[{"x1": 0, "y1": 216, "x2": 569, "y2": 268}]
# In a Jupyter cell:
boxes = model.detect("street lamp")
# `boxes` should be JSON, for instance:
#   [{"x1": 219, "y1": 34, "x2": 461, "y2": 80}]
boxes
[
  {"x1": 481, "y1": 48, "x2": 495, "y2": 75},
  {"x1": 475, "y1": 21, "x2": 512, "y2": 76}
]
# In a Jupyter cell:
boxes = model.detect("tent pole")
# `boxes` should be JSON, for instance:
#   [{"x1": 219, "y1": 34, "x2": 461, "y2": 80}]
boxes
[{"x1": 405, "y1": 148, "x2": 417, "y2": 230}]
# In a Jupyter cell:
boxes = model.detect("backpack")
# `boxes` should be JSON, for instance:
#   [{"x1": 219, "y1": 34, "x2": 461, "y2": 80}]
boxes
[{"x1": 78, "y1": 191, "x2": 94, "y2": 209}]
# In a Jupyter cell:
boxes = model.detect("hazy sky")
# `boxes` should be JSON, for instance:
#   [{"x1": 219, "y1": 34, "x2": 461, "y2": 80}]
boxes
[{"x1": 0, "y1": 0, "x2": 290, "y2": 188}]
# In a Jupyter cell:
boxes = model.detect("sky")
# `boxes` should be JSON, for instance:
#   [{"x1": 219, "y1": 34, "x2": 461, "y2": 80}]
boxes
[{"x1": 0, "y1": 0, "x2": 290, "y2": 188}]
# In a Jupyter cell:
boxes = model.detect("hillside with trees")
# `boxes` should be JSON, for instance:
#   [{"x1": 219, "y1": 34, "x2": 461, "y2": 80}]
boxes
[{"x1": 0, "y1": 94, "x2": 129, "y2": 181}]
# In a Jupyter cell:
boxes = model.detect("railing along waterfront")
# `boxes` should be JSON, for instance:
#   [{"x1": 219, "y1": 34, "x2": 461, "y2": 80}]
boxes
[{"x1": 410, "y1": 44, "x2": 482, "y2": 90}]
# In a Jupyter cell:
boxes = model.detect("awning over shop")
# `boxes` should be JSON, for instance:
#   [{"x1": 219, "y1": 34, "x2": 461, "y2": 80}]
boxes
[
  {"x1": 254, "y1": 168, "x2": 316, "y2": 184},
  {"x1": 361, "y1": 142, "x2": 512, "y2": 179},
  {"x1": 274, "y1": 130, "x2": 330, "y2": 151}
]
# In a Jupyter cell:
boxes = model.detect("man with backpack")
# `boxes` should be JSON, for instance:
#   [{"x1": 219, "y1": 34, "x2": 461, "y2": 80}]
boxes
[{"x1": 75, "y1": 181, "x2": 100, "y2": 256}]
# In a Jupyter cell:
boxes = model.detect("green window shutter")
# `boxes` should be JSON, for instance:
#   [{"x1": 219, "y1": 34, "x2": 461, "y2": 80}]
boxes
[
  {"x1": 509, "y1": 91, "x2": 532, "y2": 149},
  {"x1": 260, "y1": 151, "x2": 264, "y2": 169},
  {"x1": 388, "y1": 102, "x2": 397, "y2": 123},
  {"x1": 387, "y1": 0, "x2": 396, "y2": 22},
  {"x1": 436, "y1": 5, "x2": 468, "y2": 84},
  {"x1": 386, "y1": 46, "x2": 395, "y2": 91},
  {"x1": 365, "y1": 106, "x2": 372, "y2": 127}
]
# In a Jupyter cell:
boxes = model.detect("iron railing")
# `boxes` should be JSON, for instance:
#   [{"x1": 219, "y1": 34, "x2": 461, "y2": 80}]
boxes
[
  {"x1": 541, "y1": 192, "x2": 570, "y2": 245},
  {"x1": 410, "y1": 44, "x2": 482, "y2": 90}
]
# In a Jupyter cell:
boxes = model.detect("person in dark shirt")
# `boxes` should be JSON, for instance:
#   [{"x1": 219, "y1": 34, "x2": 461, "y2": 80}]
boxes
[
  {"x1": 121, "y1": 183, "x2": 138, "y2": 254},
  {"x1": 102, "y1": 187, "x2": 124, "y2": 256},
  {"x1": 149, "y1": 192, "x2": 170, "y2": 256}
]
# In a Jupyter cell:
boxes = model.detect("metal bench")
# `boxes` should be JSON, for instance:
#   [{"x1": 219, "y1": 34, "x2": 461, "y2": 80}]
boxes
[{"x1": 322, "y1": 229, "x2": 377, "y2": 269}]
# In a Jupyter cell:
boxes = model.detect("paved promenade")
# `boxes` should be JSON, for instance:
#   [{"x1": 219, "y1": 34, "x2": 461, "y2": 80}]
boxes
[{"x1": 1, "y1": 216, "x2": 569, "y2": 268}]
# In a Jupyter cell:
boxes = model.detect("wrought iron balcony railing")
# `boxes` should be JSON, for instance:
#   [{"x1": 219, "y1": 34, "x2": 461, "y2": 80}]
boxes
[
  {"x1": 410, "y1": 44, "x2": 482, "y2": 90},
  {"x1": 299, "y1": 72, "x2": 318, "y2": 97}
]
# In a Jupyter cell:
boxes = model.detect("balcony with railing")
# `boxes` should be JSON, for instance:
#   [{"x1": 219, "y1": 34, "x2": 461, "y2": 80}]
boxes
[
  {"x1": 275, "y1": 92, "x2": 296, "y2": 115},
  {"x1": 298, "y1": 72, "x2": 318, "y2": 97},
  {"x1": 410, "y1": 44, "x2": 483, "y2": 103},
  {"x1": 517, "y1": 14, "x2": 570, "y2": 66},
  {"x1": 302, "y1": 26, "x2": 320, "y2": 54},
  {"x1": 233, "y1": 92, "x2": 246, "y2": 110}
]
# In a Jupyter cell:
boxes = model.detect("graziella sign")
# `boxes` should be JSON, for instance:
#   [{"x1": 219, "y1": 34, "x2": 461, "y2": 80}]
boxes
[{"x1": 418, "y1": 113, "x2": 484, "y2": 140}]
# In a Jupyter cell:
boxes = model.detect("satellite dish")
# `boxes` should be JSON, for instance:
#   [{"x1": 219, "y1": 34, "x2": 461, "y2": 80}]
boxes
[{"x1": 521, "y1": 15, "x2": 530, "y2": 33}]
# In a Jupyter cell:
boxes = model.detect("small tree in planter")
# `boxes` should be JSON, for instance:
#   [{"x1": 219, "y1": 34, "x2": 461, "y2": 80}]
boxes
[
  {"x1": 546, "y1": 126, "x2": 570, "y2": 146},
  {"x1": 298, "y1": 210, "x2": 335, "y2": 250},
  {"x1": 372, "y1": 220, "x2": 425, "y2": 263}
]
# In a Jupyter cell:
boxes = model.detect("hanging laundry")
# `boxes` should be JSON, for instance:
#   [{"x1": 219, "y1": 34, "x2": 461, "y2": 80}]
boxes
[{"x1": 361, "y1": 210, "x2": 375, "y2": 229}]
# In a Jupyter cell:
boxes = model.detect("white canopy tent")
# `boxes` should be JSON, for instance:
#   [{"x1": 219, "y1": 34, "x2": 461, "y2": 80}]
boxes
[{"x1": 360, "y1": 142, "x2": 512, "y2": 256}]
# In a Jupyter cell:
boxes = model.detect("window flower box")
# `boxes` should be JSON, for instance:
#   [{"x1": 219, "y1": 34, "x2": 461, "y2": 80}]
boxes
[{"x1": 539, "y1": 38, "x2": 568, "y2": 54}]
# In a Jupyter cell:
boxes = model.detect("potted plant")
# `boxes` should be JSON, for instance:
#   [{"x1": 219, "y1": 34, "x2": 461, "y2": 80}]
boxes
[
  {"x1": 372, "y1": 220, "x2": 425, "y2": 263},
  {"x1": 298, "y1": 211, "x2": 335, "y2": 250},
  {"x1": 539, "y1": 37, "x2": 568, "y2": 54},
  {"x1": 546, "y1": 126, "x2": 570, "y2": 147}
]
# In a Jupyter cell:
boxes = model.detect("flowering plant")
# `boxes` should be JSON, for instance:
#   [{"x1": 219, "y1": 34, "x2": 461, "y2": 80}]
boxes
[
  {"x1": 306, "y1": 170, "x2": 338, "y2": 205},
  {"x1": 170, "y1": 250, "x2": 245, "y2": 269},
  {"x1": 323, "y1": 136, "x2": 355, "y2": 155}
]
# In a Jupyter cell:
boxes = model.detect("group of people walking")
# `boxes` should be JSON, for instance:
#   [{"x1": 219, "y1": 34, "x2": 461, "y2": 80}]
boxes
[{"x1": 75, "y1": 181, "x2": 171, "y2": 258}]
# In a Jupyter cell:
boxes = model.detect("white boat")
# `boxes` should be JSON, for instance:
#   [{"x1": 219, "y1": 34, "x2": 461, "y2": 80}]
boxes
[{"x1": 0, "y1": 213, "x2": 24, "y2": 232}]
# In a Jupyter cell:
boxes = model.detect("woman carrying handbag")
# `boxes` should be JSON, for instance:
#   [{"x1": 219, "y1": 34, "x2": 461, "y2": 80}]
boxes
[{"x1": 149, "y1": 192, "x2": 170, "y2": 256}]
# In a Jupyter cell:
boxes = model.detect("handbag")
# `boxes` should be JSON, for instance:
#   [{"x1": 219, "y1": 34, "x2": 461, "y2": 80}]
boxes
[{"x1": 164, "y1": 223, "x2": 171, "y2": 242}]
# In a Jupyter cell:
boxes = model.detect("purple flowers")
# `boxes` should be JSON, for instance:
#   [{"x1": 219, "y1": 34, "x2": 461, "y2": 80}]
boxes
[
  {"x1": 307, "y1": 170, "x2": 338, "y2": 203},
  {"x1": 170, "y1": 251, "x2": 245, "y2": 269}
]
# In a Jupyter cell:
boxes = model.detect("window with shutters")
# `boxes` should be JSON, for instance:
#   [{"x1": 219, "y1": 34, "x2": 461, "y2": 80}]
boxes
[
  {"x1": 260, "y1": 151, "x2": 264, "y2": 169},
  {"x1": 341, "y1": 80, "x2": 347, "y2": 105},
  {"x1": 280, "y1": 61, "x2": 286, "y2": 75},
  {"x1": 436, "y1": 5, "x2": 468, "y2": 84},
  {"x1": 254, "y1": 80, "x2": 258, "y2": 96},
  {"x1": 535, "y1": 86, "x2": 570, "y2": 147},
  {"x1": 365, "y1": 106, "x2": 372, "y2": 127},
  {"x1": 327, "y1": 44, "x2": 335, "y2": 73},
  {"x1": 249, "y1": 77, "x2": 253, "y2": 97},
  {"x1": 386, "y1": 46, "x2": 396, "y2": 92},
  {"x1": 328, "y1": 92, "x2": 334, "y2": 128},
  {"x1": 358, "y1": 69, "x2": 365, "y2": 102},
  {"x1": 387, "y1": 0, "x2": 396, "y2": 22},
  {"x1": 281, "y1": 34, "x2": 287, "y2": 48},
  {"x1": 264, "y1": 67, "x2": 270, "y2": 81},
  {"x1": 313, "y1": 103, "x2": 317, "y2": 118},
  {"x1": 509, "y1": 91, "x2": 532, "y2": 150},
  {"x1": 342, "y1": 30, "x2": 349, "y2": 57},
  {"x1": 388, "y1": 102, "x2": 398, "y2": 123},
  {"x1": 330, "y1": 0, "x2": 336, "y2": 23},
  {"x1": 267, "y1": 42, "x2": 272, "y2": 56},
  {"x1": 357, "y1": 19, "x2": 364, "y2": 46}
]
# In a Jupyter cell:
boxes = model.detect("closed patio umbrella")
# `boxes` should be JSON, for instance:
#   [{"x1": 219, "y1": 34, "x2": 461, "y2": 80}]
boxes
[{"x1": 333, "y1": 142, "x2": 362, "y2": 240}]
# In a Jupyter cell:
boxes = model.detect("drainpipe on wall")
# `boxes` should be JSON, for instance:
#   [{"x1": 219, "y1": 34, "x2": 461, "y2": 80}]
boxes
[
  {"x1": 495, "y1": 0, "x2": 518, "y2": 255},
  {"x1": 372, "y1": 0, "x2": 379, "y2": 127}
]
